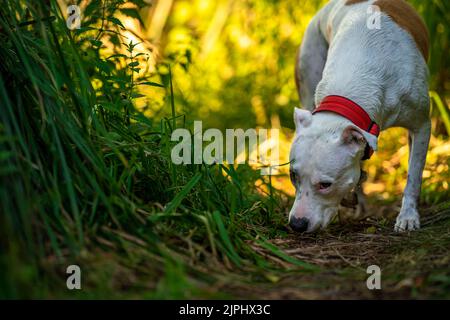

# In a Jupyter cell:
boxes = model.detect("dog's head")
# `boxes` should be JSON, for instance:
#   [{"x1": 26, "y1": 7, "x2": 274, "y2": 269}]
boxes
[{"x1": 288, "y1": 108, "x2": 377, "y2": 232}]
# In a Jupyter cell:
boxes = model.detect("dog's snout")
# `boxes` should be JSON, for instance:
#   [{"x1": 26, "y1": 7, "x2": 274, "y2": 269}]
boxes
[{"x1": 289, "y1": 217, "x2": 309, "y2": 233}]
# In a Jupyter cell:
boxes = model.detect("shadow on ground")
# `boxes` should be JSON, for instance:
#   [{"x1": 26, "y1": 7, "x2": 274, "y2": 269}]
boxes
[{"x1": 231, "y1": 201, "x2": 450, "y2": 299}]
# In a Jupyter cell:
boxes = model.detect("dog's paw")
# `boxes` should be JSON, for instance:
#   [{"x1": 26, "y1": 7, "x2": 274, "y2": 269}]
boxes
[{"x1": 394, "y1": 209, "x2": 420, "y2": 232}]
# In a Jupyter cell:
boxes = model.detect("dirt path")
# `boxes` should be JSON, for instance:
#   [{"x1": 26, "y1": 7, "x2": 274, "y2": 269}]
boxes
[{"x1": 225, "y1": 201, "x2": 450, "y2": 299}]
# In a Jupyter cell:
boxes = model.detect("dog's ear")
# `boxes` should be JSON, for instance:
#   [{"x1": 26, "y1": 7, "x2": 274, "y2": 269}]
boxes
[
  {"x1": 342, "y1": 125, "x2": 378, "y2": 154},
  {"x1": 293, "y1": 108, "x2": 312, "y2": 132}
]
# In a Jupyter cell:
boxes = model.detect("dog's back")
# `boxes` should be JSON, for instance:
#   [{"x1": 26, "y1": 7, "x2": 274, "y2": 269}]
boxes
[
  {"x1": 326, "y1": 0, "x2": 428, "y2": 59},
  {"x1": 304, "y1": 0, "x2": 430, "y2": 130}
]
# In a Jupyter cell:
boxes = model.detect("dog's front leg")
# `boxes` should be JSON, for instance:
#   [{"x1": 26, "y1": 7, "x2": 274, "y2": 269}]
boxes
[{"x1": 395, "y1": 120, "x2": 431, "y2": 232}]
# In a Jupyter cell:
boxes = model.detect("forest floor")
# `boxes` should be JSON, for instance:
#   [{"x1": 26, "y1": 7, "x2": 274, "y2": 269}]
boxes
[
  {"x1": 44, "y1": 200, "x2": 450, "y2": 299},
  {"x1": 221, "y1": 200, "x2": 450, "y2": 299}
]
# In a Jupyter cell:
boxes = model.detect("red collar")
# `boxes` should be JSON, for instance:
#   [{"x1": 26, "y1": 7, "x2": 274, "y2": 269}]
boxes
[{"x1": 312, "y1": 95, "x2": 380, "y2": 160}]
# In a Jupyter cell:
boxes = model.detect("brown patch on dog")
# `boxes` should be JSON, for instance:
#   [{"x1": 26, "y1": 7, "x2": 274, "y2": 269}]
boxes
[
  {"x1": 326, "y1": 23, "x2": 332, "y2": 41},
  {"x1": 345, "y1": 0, "x2": 368, "y2": 5},
  {"x1": 374, "y1": 0, "x2": 429, "y2": 60}
]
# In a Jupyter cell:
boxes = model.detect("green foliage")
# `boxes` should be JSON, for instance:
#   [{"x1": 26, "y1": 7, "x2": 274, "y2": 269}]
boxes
[
  {"x1": 0, "y1": 0, "x2": 288, "y2": 298},
  {"x1": 410, "y1": 0, "x2": 450, "y2": 93},
  {"x1": 165, "y1": 0, "x2": 328, "y2": 130}
]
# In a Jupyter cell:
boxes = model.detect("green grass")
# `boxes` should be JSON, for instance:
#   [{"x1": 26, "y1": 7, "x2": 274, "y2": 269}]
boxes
[{"x1": 0, "y1": 0, "x2": 294, "y2": 299}]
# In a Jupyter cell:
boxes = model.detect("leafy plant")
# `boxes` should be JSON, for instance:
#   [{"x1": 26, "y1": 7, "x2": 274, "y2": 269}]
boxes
[{"x1": 0, "y1": 0, "x2": 293, "y2": 299}]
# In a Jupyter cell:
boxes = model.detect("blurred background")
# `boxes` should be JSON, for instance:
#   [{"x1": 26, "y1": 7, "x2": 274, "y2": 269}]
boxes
[{"x1": 61, "y1": 0, "x2": 449, "y2": 204}]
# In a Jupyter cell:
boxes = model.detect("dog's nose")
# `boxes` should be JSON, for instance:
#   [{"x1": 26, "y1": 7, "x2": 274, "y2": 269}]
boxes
[{"x1": 289, "y1": 217, "x2": 309, "y2": 233}]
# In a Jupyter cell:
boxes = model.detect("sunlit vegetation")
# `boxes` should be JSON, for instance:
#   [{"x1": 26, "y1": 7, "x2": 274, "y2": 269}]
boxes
[
  {"x1": 0, "y1": 0, "x2": 449, "y2": 298},
  {"x1": 152, "y1": 0, "x2": 449, "y2": 202}
]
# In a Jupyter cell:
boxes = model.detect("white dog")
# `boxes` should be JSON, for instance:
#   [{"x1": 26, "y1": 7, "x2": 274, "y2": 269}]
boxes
[{"x1": 289, "y1": 0, "x2": 430, "y2": 233}]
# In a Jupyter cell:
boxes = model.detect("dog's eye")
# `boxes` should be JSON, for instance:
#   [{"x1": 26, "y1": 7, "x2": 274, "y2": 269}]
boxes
[
  {"x1": 318, "y1": 182, "x2": 332, "y2": 190},
  {"x1": 290, "y1": 170, "x2": 298, "y2": 185}
]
